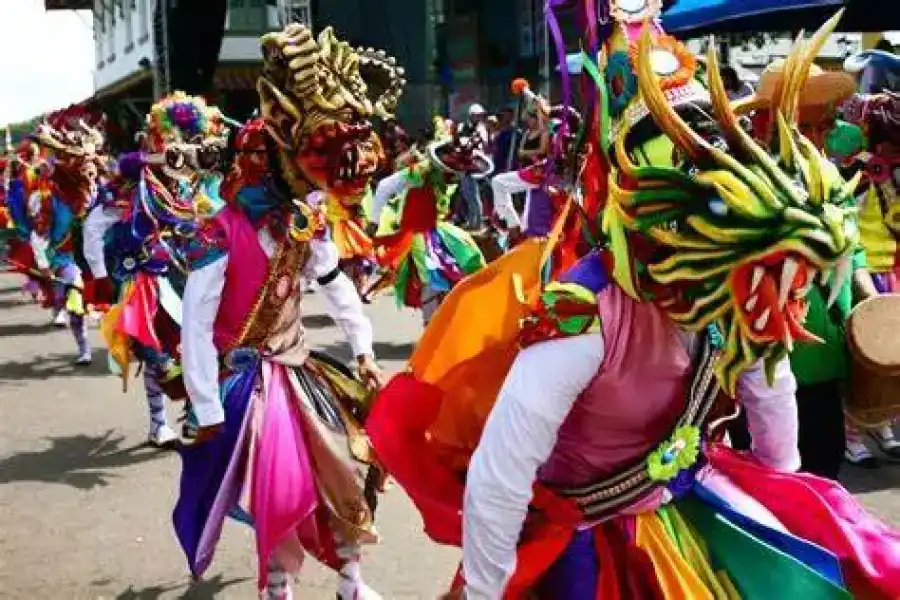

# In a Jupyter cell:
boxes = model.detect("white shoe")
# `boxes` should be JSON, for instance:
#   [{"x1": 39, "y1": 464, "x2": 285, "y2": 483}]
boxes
[
  {"x1": 845, "y1": 440, "x2": 879, "y2": 468},
  {"x1": 148, "y1": 424, "x2": 179, "y2": 448},
  {"x1": 337, "y1": 579, "x2": 382, "y2": 600},
  {"x1": 52, "y1": 309, "x2": 69, "y2": 327},
  {"x1": 869, "y1": 424, "x2": 900, "y2": 459},
  {"x1": 74, "y1": 350, "x2": 93, "y2": 366}
]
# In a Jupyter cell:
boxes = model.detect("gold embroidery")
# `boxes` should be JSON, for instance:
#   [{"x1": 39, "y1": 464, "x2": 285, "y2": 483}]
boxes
[{"x1": 232, "y1": 237, "x2": 310, "y2": 350}]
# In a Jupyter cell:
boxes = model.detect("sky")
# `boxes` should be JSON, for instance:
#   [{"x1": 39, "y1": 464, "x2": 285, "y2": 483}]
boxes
[{"x1": 0, "y1": 0, "x2": 94, "y2": 125}]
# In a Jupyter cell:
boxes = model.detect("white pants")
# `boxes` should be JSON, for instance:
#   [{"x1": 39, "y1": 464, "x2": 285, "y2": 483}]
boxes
[{"x1": 490, "y1": 171, "x2": 537, "y2": 230}]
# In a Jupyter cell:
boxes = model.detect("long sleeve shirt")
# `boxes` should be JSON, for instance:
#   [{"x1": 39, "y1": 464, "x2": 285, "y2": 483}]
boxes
[
  {"x1": 461, "y1": 333, "x2": 799, "y2": 599},
  {"x1": 181, "y1": 227, "x2": 374, "y2": 429},
  {"x1": 82, "y1": 204, "x2": 123, "y2": 279}
]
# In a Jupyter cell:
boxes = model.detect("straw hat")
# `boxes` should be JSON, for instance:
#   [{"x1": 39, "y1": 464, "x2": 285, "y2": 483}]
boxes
[{"x1": 734, "y1": 59, "x2": 857, "y2": 113}]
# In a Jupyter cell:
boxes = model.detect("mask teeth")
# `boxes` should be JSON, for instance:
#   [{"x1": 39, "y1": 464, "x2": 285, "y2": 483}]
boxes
[{"x1": 826, "y1": 253, "x2": 852, "y2": 309}]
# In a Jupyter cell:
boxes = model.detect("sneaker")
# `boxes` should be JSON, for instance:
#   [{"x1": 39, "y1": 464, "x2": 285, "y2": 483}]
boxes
[
  {"x1": 845, "y1": 440, "x2": 879, "y2": 469},
  {"x1": 52, "y1": 309, "x2": 69, "y2": 327},
  {"x1": 868, "y1": 424, "x2": 900, "y2": 460},
  {"x1": 149, "y1": 424, "x2": 179, "y2": 448},
  {"x1": 337, "y1": 580, "x2": 381, "y2": 600},
  {"x1": 74, "y1": 350, "x2": 93, "y2": 366}
]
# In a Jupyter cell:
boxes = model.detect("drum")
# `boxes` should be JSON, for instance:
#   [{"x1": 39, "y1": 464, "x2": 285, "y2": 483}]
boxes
[{"x1": 845, "y1": 294, "x2": 900, "y2": 426}]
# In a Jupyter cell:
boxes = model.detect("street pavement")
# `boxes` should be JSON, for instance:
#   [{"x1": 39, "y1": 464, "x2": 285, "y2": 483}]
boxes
[{"x1": 1, "y1": 271, "x2": 900, "y2": 599}]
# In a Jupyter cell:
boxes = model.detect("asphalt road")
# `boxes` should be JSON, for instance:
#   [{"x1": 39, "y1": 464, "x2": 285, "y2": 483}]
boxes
[{"x1": 1, "y1": 272, "x2": 899, "y2": 599}]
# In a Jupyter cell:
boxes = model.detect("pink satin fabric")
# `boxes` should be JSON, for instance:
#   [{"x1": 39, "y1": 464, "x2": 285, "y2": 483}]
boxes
[
  {"x1": 211, "y1": 205, "x2": 270, "y2": 351},
  {"x1": 119, "y1": 271, "x2": 161, "y2": 350},
  {"x1": 251, "y1": 362, "x2": 320, "y2": 590},
  {"x1": 539, "y1": 285, "x2": 691, "y2": 486},
  {"x1": 709, "y1": 444, "x2": 900, "y2": 600}
]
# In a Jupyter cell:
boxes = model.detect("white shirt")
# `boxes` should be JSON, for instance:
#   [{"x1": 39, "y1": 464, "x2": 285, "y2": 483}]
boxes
[
  {"x1": 82, "y1": 204, "x2": 123, "y2": 279},
  {"x1": 181, "y1": 226, "x2": 374, "y2": 429},
  {"x1": 462, "y1": 334, "x2": 799, "y2": 599}
]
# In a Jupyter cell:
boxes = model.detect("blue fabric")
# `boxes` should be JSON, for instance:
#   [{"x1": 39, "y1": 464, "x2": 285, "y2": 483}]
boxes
[
  {"x1": 6, "y1": 179, "x2": 30, "y2": 237},
  {"x1": 559, "y1": 249, "x2": 610, "y2": 294},
  {"x1": 538, "y1": 529, "x2": 598, "y2": 600},
  {"x1": 234, "y1": 183, "x2": 279, "y2": 225},
  {"x1": 693, "y1": 482, "x2": 846, "y2": 588},
  {"x1": 662, "y1": 0, "x2": 842, "y2": 32},
  {"x1": 172, "y1": 364, "x2": 257, "y2": 577}
]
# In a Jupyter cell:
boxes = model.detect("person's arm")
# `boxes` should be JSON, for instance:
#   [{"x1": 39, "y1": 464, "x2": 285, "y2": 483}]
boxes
[
  {"x1": 182, "y1": 254, "x2": 229, "y2": 428},
  {"x1": 736, "y1": 357, "x2": 800, "y2": 472},
  {"x1": 82, "y1": 204, "x2": 123, "y2": 278},
  {"x1": 29, "y1": 229, "x2": 51, "y2": 271},
  {"x1": 850, "y1": 244, "x2": 878, "y2": 301},
  {"x1": 371, "y1": 169, "x2": 412, "y2": 228},
  {"x1": 463, "y1": 333, "x2": 604, "y2": 599}
]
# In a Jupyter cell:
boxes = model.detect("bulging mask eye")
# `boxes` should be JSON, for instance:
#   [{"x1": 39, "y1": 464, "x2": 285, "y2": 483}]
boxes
[
  {"x1": 166, "y1": 147, "x2": 186, "y2": 169},
  {"x1": 708, "y1": 196, "x2": 729, "y2": 217}
]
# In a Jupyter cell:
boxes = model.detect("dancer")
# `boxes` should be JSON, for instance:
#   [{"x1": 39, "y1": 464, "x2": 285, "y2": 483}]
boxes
[
  {"x1": 841, "y1": 85, "x2": 900, "y2": 463},
  {"x1": 82, "y1": 92, "x2": 230, "y2": 447},
  {"x1": 173, "y1": 24, "x2": 403, "y2": 600},
  {"x1": 369, "y1": 120, "x2": 491, "y2": 323},
  {"x1": 369, "y1": 10, "x2": 900, "y2": 599},
  {"x1": 491, "y1": 79, "x2": 586, "y2": 277},
  {"x1": 6, "y1": 118, "x2": 106, "y2": 364}
]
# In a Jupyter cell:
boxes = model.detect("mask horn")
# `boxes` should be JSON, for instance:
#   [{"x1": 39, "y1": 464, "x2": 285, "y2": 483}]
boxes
[{"x1": 634, "y1": 24, "x2": 710, "y2": 164}]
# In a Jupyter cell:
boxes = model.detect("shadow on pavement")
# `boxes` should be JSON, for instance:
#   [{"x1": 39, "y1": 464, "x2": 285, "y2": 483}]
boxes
[
  {"x1": 841, "y1": 462, "x2": 900, "y2": 494},
  {"x1": 0, "y1": 348, "x2": 112, "y2": 383},
  {"x1": 318, "y1": 340, "x2": 414, "y2": 363},
  {"x1": 111, "y1": 575, "x2": 249, "y2": 599},
  {"x1": 302, "y1": 313, "x2": 335, "y2": 329},
  {"x1": 0, "y1": 429, "x2": 169, "y2": 490},
  {"x1": 0, "y1": 321, "x2": 55, "y2": 337}
]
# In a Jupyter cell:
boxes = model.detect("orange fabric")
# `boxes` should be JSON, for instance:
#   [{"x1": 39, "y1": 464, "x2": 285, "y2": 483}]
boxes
[
  {"x1": 329, "y1": 218, "x2": 374, "y2": 261},
  {"x1": 411, "y1": 202, "x2": 571, "y2": 459},
  {"x1": 635, "y1": 514, "x2": 714, "y2": 600},
  {"x1": 373, "y1": 229, "x2": 415, "y2": 270}
]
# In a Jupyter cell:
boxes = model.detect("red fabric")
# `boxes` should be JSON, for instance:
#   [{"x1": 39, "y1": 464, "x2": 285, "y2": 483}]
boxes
[
  {"x1": 366, "y1": 373, "x2": 466, "y2": 545},
  {"x1": 7, "y1": 241, "x2": 53, "y2": 307},
  {"x1": 709, "y1": 444, "x2": 900, "y2": 600},
  {"x1": 118, "y1": 272, "x2": 161, "y2": 351},
  {"x1": 594, "y1": 521, "x2": 665, "y2": 600},
  {"x1": 398, "y1": 185, "x2": 439, "y2": 233}
]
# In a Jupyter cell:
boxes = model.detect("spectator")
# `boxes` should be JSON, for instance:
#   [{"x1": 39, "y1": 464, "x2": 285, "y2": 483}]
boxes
[
  {"x1": 517, "y1": 110, "x2": 548, "y2": 167},
  {"x1": 491, "y1": 107, "x2": 518, "y2": 174},
  {"x1": 457, "y1": 104, "x2": 490, "y2": 229},
  {"x1": 722, "y1": 66, "x2": 754, "y2": 101}
]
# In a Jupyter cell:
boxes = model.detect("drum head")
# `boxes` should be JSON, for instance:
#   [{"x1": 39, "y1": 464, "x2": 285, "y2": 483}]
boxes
[{"x1": 847, "y1": 294, "x2": 900, "y2": 376}]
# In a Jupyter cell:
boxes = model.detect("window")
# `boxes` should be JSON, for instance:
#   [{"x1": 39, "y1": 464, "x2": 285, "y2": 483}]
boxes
[
  {"x1": 94, "y1": 0, "x2": 104, "y2": 66},
  {"x1": 124, "y1": 0, "x2": 134, "y2": 48},
  {"x1": 107, "y1": 0, "x2": 116, "y2": 61},
  {"x1": 138, "y1": 0, "x2": 149, "y2": 41},
  {"x1": 227, "y1": 0, "x2": 267, "y2": 33}
]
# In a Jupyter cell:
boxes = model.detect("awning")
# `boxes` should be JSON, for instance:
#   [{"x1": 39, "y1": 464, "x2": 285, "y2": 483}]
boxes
[{"x1": 662, "y1": 0, "x2": 850, "y2": 35}]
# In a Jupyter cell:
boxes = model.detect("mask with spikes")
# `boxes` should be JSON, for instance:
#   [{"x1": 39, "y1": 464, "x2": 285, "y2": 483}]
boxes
[
  {"x1": 257, "y1": 24, "x2": 404, "y2": 202},
  {"x1": 604, "y1": 13, "x2": 860, "y2": 395}
]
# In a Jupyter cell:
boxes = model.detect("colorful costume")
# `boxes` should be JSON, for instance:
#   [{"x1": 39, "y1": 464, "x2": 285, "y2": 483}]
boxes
[
  {"x1": 82, "y1": 92, "x2": 229, "y2": 447},
  {"x1": 492, "y1": 86, "x2": 586, "y2": 278},
  {"x1": 368, "y1": 8, "x2": 900, "y2": 599},
  {"x1": 370, "y1": 121, "x2": 491, "y2": 322},
  {"x1": 173, "y1": 25, "x2": 402, "y2": 600},
  {"x1": 6, "y1": 119, "x2": 106, "y2": 364}
]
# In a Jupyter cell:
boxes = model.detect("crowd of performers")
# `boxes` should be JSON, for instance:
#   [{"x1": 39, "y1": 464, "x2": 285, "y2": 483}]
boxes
[{"x1": 3, "y1": 4, "x2": 900, "y2": 599}]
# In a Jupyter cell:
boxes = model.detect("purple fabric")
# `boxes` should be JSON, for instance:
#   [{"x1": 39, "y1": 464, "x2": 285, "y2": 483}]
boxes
[
  {"x1": 426, "y1": 229, "x2": 464, "y2": 282},
  {"x1": 559, "y1": 249, "x2": 610, "y2": 294},
  {"x1": 537, "y1": 529, "x2": 598, "y2": 599},
  {"x1": 118, "y1": 152, "x2": 148, "y2": 182},
  {"x1": 173, "y1": 365, "x2": 257, "y2": 578},
  {"x1": 872, "y1": 272, "x2": 890, "y2": 294},
  {"x1": 524, "y1": 188, "x2": 556, "y2": 238}
]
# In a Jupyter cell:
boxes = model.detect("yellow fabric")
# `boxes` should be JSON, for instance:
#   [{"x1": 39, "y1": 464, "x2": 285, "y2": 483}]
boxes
[
  {"x1": 635, "y1": 513, "x2": 715, "y2": 600},
  {"x1": 100, "y1": 286, "x2": 134, "y2": 388},
  {"x1": 858, "y1": 185, "x2": 896, "y2": 273},
  {"x1": 666, "y1": 507, "x2": 739, "y2": 600},
  {"x1": 411, "y1": 202, "x2": 571, "y2": 462}
]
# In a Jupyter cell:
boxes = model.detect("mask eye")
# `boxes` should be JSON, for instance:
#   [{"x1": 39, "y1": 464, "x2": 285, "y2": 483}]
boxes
[
  {"x1": 166, "y1": 148, "x2": 186, "y2": 169},
  {"x1": 708, "y1": 197, "x2": 729, "y2": 217}
]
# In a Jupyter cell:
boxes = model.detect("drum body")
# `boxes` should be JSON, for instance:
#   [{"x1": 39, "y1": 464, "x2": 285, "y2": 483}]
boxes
[{"x1": 846, "y1": 294, "x2": 900, "y2": 426}]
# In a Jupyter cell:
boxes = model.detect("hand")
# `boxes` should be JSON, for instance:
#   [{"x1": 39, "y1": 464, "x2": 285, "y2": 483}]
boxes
[
  {"x1": 357, "y1": 354, "x2": 386, "y2": 391},
  {"x1": 193, "y1": 423, "x2": 224, "y2": 444},
  {"x1": 92, "y1": 276, "x2": 116, "y2": 306}
]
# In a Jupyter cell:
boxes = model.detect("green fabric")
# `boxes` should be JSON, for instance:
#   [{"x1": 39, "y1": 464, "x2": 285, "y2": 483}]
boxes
[
  {"x1": 435, "y1": 222, "x2": 486, "y2": 274},
  {"x1": 678, "y1": 497, "x2": 851, "y2": 600},
  {"x1": 789, "y1": 245, "x2": 867, "y2": 385}
]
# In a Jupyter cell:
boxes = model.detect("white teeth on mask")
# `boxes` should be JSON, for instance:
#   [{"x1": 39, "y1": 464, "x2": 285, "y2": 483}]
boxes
[
  {"x1": 745, "y1": 294, "x2": 759, "y2": 313},
  {"x1": 778, "y1": 258, "x2": 799, "y2": 310},
  {"x1": 753, "y1": 307, "x2": 772, "y2": 332},
  {"x1": 751, "y1": 266, "x2": 765, "y2": 294},
  {"x1": 784, "y1": 330, "x2": 794, "y2": 352},
  {"x1": 827, "y1": 254, "x2": 852, "y2": 309}
]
